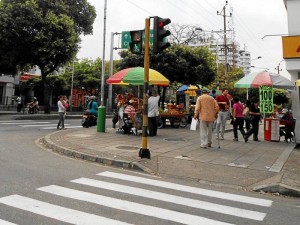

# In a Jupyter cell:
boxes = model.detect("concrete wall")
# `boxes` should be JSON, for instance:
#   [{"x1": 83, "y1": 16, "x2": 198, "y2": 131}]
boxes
[{"x1": 285, "y1": 0, "x2": 300, "y2": 142}]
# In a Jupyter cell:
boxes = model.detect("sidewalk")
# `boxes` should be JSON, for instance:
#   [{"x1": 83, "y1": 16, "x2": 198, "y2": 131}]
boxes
[{"x1": 41, "y1": 121, "x2": 300, "y2": 197}]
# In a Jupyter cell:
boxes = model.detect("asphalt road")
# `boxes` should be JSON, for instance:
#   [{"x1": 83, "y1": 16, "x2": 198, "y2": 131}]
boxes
[{"x1": 0, "y1": 119, "x2": 299, "y2": 225}]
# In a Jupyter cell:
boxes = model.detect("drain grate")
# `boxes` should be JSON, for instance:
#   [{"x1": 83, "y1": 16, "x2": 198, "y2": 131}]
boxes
[
  {"x1": 164, "y1": 138, "x2": 185, "y2": 142},
  {"x1": 115, "y1": 145, "x2": 139, "y2": 150}
]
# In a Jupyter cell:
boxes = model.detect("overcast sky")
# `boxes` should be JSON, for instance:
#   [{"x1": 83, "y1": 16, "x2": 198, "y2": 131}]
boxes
[{"x1": 78, "y1": 0, "x2": 288, "y2": 77}]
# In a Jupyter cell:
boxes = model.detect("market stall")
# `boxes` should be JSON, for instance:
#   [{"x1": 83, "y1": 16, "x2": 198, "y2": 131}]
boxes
[{"x1": 158, "y1": 104, "x2": 188, "y2": 128}]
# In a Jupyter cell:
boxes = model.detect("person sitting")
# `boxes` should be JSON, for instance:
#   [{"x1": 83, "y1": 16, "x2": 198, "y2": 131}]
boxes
[
  {"x1": 280, "y1": 109, "x2": 295, "y2": 142},
  {"x1": 28, "y1": 97, "x2": 39, "y2": 114},
  {"x1": 87, "y1": 96, "x2": 98, "y2": 116},
  {"x1": 123, "y1": 99, "x2": 137, "y2": 135}
]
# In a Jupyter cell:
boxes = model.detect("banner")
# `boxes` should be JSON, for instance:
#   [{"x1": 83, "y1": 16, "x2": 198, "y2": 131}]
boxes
[{"x1": 259, "y1": 86, "x2": 273, "y2": 113}]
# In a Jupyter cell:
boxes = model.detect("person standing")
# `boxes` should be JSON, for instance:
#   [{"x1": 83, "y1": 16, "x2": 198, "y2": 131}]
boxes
[
  {"x1": 87, "y1": 96, "x2": 98, "y2": 116},
  {"x1": 232, "y1": 96, "x2": 246, "y2": 141},
  {"x1": 194, "y1": 89, "x2": 219, "y2": 148},
  {"x1": 215, "y1": 88, "x2": 230, "y2": 140},
  {"x1": 243, "y1": 100, "x2": 251, "y2": 131},
  {"x1": 244, "y1": 98, "x2": 261, "y2": 142},
  {"x1": 148, "y1": 90, "x2": 160, "y2": 136},
  {"x1": 57, "y1": 95, "x2": 66, "y2": 130},
  {"x1": 16, "y1": 96, "x2": 23, "y2": 112}
]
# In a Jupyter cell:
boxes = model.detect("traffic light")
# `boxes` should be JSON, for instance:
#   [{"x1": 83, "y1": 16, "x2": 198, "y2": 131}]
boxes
[
  {"x1": 129, "y1": 30, "x2": 143, "y2": 54},
  {"x1": 153, "y1": 16, "x2": 171, "y2": 54}
]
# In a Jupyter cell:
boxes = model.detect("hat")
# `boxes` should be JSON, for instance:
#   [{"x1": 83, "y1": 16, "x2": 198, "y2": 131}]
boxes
[
  {"x1": 201, "y1": 88, "x2": 209, "y2": 93},
  {"x1": 129, "y1": 99, "x2": 136, "y2": 103},
  {"x1": 282, "y1": 108, "x2": 289, "y2": 113}
]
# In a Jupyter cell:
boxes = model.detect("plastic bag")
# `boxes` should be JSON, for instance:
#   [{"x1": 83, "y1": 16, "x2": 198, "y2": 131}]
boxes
[{"x1": 190, "y1": 118, "x2": 198, "y2": 131}]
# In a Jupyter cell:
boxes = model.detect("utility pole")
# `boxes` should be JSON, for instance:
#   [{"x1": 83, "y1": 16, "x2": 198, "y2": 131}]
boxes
[
  {"x1": 108, "y1": 32, "x2": 121, "y2": 114},
  {"x1": 217, "y1": 1, "x2": 231, "y2": 76}
]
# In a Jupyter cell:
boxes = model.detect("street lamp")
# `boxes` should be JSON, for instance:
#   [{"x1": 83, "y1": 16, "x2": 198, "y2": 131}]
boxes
[
  {"x1": 275, "y1": 59, "x2": 284, "y2": 74},
  {"x1": 65, "y1": 61, "x2": 75, "y2": 112}
]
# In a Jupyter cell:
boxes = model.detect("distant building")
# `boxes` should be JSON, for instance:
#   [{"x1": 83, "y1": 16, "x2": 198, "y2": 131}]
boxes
[{"x1": 187, "y1": 32, "x2": 251, "y2": 75}]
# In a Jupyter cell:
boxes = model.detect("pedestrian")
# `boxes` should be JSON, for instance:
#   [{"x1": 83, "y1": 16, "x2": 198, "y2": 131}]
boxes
[
  {"x1": 244, "y1": 97, "x2": 261, "y2": 142},
  {"x1": 16, "y1": 96, "x2": 23, "y2": 112},
  {"x1": 215, "y1": 88, "x2": 230, "y2": 140},
  {"x1": 209, "y1": 89, "x2": 217, "y2": 99},
  {"x1": 232, "y1": 96, "x2": 246, "y2": 141},
  {"x1": 87, "y1": 96, "x2": 98, "y2": 116},
  {"x1": 148, "y1": 90, "x2": 160, "y2": 136},
  {"x1": 243, "y1": 100, "x2": 251, "y2": 131},
  {"x1": 194, "y1": 89, "x2": 219, "y2": 148},
  {"x1": 57, "y1": 95, "x2": 66, "y2": 130},
  {"x1": 62, "y1": 95, "x2": 69, "y2": 118},
  {"x1": 124, "y1": 99, "x2": 137, "y2": 135}
]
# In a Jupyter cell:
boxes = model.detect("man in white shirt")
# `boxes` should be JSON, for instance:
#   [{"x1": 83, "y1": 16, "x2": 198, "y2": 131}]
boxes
[
  {"x1": 148, "y1": 90, "x2": 160, "y2": 136},
  {"x1": 57, "y1": 95, "x2": 66, "y2": 129}
]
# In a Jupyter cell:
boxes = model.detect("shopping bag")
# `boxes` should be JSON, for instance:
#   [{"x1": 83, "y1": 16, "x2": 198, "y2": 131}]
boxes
[{"x1": 190, "y1": 118, "x2": 198, "y2": 131}]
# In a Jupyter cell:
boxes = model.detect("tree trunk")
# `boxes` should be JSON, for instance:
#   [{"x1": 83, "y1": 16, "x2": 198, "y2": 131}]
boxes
[{"x1": 42, "y1": 75, "x2": 52, "y2": 114}]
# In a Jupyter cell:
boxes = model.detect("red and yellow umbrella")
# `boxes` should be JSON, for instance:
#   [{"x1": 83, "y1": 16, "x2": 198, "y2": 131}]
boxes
[{"x1": 106, "y1": 67, "x2": 170, "y2": 86}]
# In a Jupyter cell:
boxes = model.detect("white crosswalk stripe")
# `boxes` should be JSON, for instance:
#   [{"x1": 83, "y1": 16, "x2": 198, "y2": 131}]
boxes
[
  {"x1": 97, "y1": 171, "x2": 273, "y2": 207},
  {"x1": 0, "y1": 219, "x2": 17, "y2": 225},
  {"x1": 0, "y1": 195, "x2": 132, "y2": 225},
  {"x1": 0, "y1": 171, "x2": 273, "y2": 225},
  {"x1": 0, "y1": 120, "x2": 81, "y2": 130},
  {"x1": 71, "y1": 177, "x2": 266, "y2": 221}
]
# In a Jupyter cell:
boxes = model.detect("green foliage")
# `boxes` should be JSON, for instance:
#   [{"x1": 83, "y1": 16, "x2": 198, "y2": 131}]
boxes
[
  {"x1": 117, "y1": 45, "x2": 217, "y2": 86},
  {"x1": 0, "y1": 0, "x2": 96, "y2": 113}
]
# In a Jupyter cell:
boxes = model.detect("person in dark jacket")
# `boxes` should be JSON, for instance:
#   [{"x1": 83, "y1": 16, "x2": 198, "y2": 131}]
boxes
[{"x1": 244, "y1": 98, "x2": 261, "y2": 142}]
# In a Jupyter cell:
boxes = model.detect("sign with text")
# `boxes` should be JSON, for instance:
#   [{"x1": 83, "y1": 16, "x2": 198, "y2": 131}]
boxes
[
  {"x1": 121, "y1": 30, "x2": 154, "y2": 49},
  {"x1": 282, "y1": 36, "x2": 300, "y2": 59},
  {"x1": 259, "y1": 85, "x2": 273, "y2": 113}
]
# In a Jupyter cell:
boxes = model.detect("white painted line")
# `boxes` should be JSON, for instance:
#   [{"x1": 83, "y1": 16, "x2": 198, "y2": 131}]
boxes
[
  {"x1": 0, "y1": 122, "x2": 51, "y2": 125},
  {"x1": 72, "y1": 178, "x2": 266, "y2": 221},
  {"x1": 269, "y1": 143, "x2": 296, "y2": 172},
  {"x1": 0, "y1": 195, "x2": 132, "y2": 225},
  {"x1": 0, "y1": 219, "x2": 17, "y2": 225},
  {"x1": 20, "y1": 124, "x2": 70, "y2": 127},
  {"x1": 38, "y1": 185, "x2": 234, "y2": 225},
  {"x1": 97, "y1": 171, "x2": 273, "y2": 207},
  {"x1": 42, "y1": 126, "x2": 82, "y2": 130},
  {"x1": 0, "y1": 120, "x2": 33, "y2": 122}
]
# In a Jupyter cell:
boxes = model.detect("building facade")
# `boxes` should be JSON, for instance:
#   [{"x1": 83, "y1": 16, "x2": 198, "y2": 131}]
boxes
[{"x1": 283, "y1": 0, "x2": 300, "y2": 142}]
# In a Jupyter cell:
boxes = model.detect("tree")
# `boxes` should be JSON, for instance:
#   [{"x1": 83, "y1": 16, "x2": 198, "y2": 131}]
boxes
[
  {"x1": 168, "y1": 23, "x2": 205, "y2": 45},
  {"x1": 0, "y1": 0, "x2": 96, "y2": 113},
  {"x1": 118, "y1": 45, "x2": 217, "y2": 86}
]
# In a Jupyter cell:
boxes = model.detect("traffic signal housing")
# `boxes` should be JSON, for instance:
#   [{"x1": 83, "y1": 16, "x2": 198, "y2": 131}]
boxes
[
  {"x1": 153, "y1": 16, "x2": 171, "y2": 54},
  {"x1": 129, "y1": 30, "x2": 143, "y2": 54}
]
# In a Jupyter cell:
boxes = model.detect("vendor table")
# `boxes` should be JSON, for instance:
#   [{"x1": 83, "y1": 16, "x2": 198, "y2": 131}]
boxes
[
  {"x1": 264, "y1": 118, "x2": 280, "y2": 141},
  {"x1": 158, "y1": 113, "x2": 188, "y2": 128}
]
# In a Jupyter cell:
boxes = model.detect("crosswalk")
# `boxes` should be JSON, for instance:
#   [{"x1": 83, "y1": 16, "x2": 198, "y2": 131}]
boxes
[
  {"x1": 0, "y1": 120, "x2": 82, "y2": 130},
  {"x1": 0, "y1": 171, "x2": 273, "y2": 225}
]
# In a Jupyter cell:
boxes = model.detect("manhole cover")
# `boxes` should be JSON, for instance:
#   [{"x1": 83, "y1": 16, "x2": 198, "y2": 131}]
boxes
[
  {"x1": 164, "y1": 138, "x2": 185, "y2": 142},
  {"x1": 115, "y1": 145, "x2": 139, "y2": 150}
]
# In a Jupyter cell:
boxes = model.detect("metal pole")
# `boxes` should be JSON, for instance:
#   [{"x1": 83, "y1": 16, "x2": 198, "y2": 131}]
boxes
[
  {"x1": 70, "y1": 60, "x2": 74, "y2": 112},
  {"x1": 223, "y1": 4, "x2": 227, "y2": 76},
  {"x1": 108, "y1": 32, "x2": 114, "y2": 113},
  {"x1": 100, "y1": 0, "x2": 107, "y2": 106},
  {"x1": 139, "y1": 18, "x2": 150, "y2": 159},
  {"x1": 97, "y1": 0, "x2": 107, "y2": 132}
]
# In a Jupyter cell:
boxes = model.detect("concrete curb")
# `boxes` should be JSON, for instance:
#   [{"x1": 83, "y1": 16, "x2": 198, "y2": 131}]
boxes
[
  {"x1": 252, "y1": 183, "x2": 300, "y2": 197},
  {"x1": 42, "y1": 133, "x2": 152, "y2": 173}
]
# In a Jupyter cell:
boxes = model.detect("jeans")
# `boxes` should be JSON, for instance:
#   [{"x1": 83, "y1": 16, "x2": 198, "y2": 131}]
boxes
[
  {"x1": 233, "y1": 117, "x2": 246, "y2": 139},
  {"x1": 216, "y1": 111, "x2": 229, "y2": 138},
  {"x1": 57, "y1": 112, "x2": 65, "y2": 129}
]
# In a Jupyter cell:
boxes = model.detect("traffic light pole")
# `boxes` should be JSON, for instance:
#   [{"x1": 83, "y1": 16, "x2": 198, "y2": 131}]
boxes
[{"x1": 139, "y1": 18, "x2": 150, "y2": 159}]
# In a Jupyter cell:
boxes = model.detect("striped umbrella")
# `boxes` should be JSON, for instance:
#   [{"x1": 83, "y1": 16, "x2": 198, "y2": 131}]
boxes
[
  {"x1": 234, "y1": 71, "x2": 294, "y2": 89},
  {"x1": 106, "y1": 67, "x2": 170, "y2": 86}
]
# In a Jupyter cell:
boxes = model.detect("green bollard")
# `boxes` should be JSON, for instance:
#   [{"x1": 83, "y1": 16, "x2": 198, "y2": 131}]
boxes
[{"x1": 97, "y1": 106, "x2": 106, "y2": 132}]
